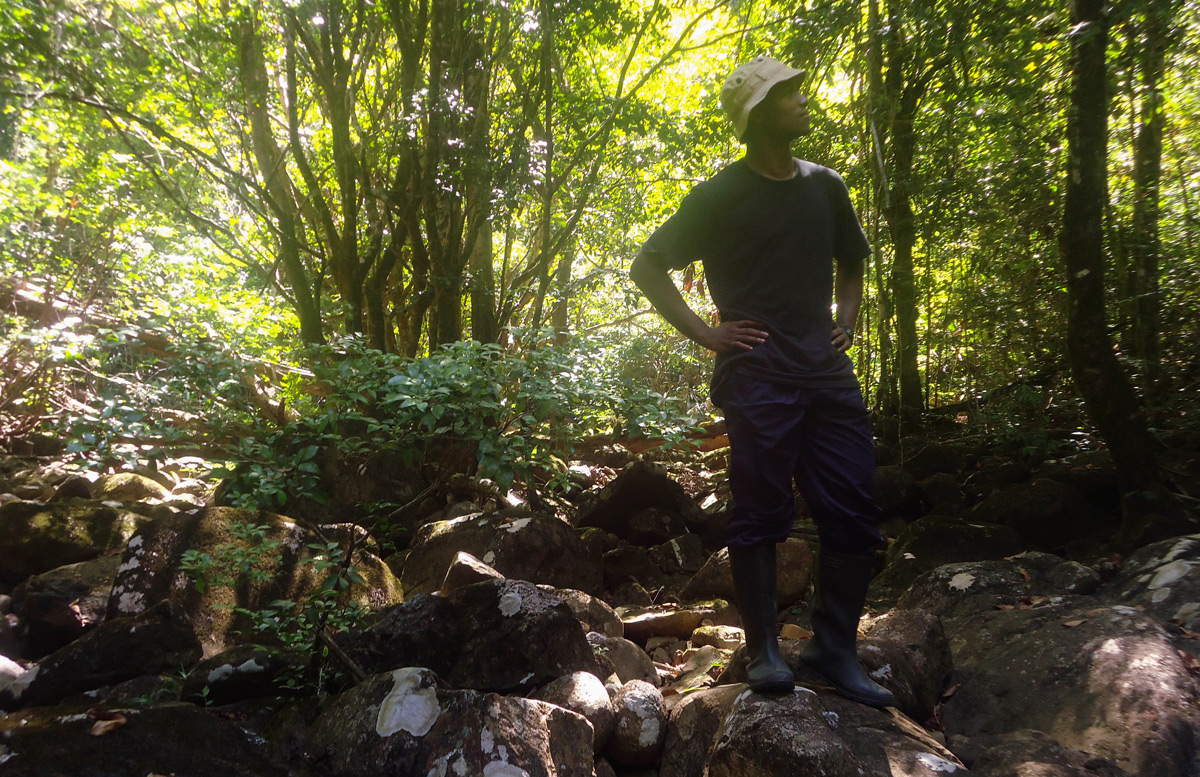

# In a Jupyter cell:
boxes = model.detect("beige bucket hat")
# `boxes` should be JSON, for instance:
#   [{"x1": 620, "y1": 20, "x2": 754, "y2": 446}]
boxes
[{"x1": 720, "y1": 55, "x2": 807, "y2": 140}]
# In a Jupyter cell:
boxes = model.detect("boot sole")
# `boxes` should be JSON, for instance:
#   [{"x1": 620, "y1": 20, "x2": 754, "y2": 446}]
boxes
[{"x1": 799, "y1": 657, "x2": 894, "y2": 709}]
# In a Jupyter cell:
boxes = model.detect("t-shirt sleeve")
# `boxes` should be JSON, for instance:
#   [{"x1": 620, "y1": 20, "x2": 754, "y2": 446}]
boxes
[
  {"x1": 639, "y1": 185, "x2": 717, "y2": 270},
  {"x1": 828, "y1": 171, "x2": 872, "y2": 265}
]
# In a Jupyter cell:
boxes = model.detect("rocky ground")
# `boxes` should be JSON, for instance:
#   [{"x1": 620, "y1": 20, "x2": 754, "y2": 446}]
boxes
[{"x1": 1, "y1": 435, "x2": 1200, "y2": 776}]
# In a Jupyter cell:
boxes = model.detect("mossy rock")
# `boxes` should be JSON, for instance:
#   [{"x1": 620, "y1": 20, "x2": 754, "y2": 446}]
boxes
[{"x1": 0, "y1": 499, "x2": 152, "y2": 585}]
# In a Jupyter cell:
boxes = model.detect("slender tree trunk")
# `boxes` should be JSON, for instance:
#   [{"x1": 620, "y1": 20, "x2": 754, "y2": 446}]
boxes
[
  {"x1": 1129, "y1": 0, "x2": 1172, "y2": 384},
  {"x1": 1061, "y1": 0, "x2": 1181, "y2": 543}
]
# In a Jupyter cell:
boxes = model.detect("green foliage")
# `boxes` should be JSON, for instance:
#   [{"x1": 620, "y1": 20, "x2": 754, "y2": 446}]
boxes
[{"x1": 178, "y1": 522, "x2": 280, "y2": 594}]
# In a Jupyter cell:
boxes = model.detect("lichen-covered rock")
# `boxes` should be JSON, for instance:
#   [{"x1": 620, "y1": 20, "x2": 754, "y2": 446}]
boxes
[
  {"x1": 706, "y1": 686, "x2": 963, "y2": 776},
  {"x1": 874, "y1": 515, "x2": 1024, "y2": 594},
  {"x1": 939, "y1": 601, "x2": 1200, "y2": 777},
  {"x1": 401, "y1": 509, "x2": 603, "y2": 596},
  {"x1": 181, "y1": 643, "x2": 306, "y2": 705},
  {"x1": 0, "y1": 702, "x2": 290, "y2": 776},
  {"x1": 105, "y1": 506, "x2": 403, "y2": 657},
  {"x1": 896, "y1": 553, "x2": 1099, "y2": 620},
  {"x1": 0, "y1": 654, "x2": 24, "y2": 691},
  {"x1": 606, "y1": 680, "x2": 666, "y2": 767},
  {"x1": 93, "y1": 472, "x2": 174, "y2": 503},
  {"x1": 952, "y1": 729, "x2": 1131, "y2": 776},
  {"x1": 1100, "y1": 534, "x2": 1200, "y2": 645},
  {"x1": 681, "y1": 539, "x2": 813, "y2": 609},
  {"x1": 541, "y1": 586, "x2": 623, "y2": 637},
  {"x1": 301, "y1": 667, "x2": 595, "y2": 777},
  {"x1": 863, "y1": 609, "x2": 951, "y2": 722},
  {"x1": 660, "y1": 685, "x2": 746, "y2": 777},
  {"x1": 588, "y1": 632, "x2": 658, "y2": 686},
  {"x1": 12, "y1": 554, "x2": 120, "y2": 657},
  {"x1": 532, "y1": 670, "x2": 615, "y2": 750},
  {"x1": 0, "y1": 499, "x2": 152, "y2": 585},
  {"x1": 0, "y1": 600, "x2": 201, "y2": 711},
  {"x1": 343, "y1": 579, "x2": 597, "y2": 694}
]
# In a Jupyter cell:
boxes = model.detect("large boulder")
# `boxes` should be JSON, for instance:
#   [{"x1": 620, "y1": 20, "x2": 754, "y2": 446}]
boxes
[
  {"x1": 587, "y1": 632, "x2": 658, "y2": 686},
  {"x1": 0, "y1": 600, "x2": 201, "y2": 711},
  {"x1": 970, "y1": 478, "x2": 1116, "y2": 551},
  {"x1": 863, "y1": 609, "x2": 952, "y2": 722},
  {"x1": 301, "y1": 667, "x2": 595, "y2": 777},
  {"x1": 0, "y1": 702, "x2": 291, "y2": 777},
  {"x1": 619, "y1": 602, "x2": 728, "y2": 644},
  {"x1": 93, "y1": 472, "x2": 174, "y2": 503},
  {"x1": 541, "y1": 586, "x2": 623, "y2": 637},
  {"x1": 953, "y1": 729, "x2": 1130, "y2": 777},
  {"x1": 180, "y1": 643, "x2": 307, "y2": 706},
  {"x1": 1099, "y1": 534, "x2": 1200, "y2": 644},
  {"x1": 342, "y1": 579, "x2": 597, "y2": 693},
  {"x1": 939, "y1": 600, "x2": 1200, "y2": 777},
  {"x1": 873, "y1": 514, "x2": 1024, "y2": 594},
  {"x1": 660, "y1": 685, "x2": 747, "y2": 777},
  {"x1": 874, "y1": 465, "x2": 924, "y2": 521},
  {"x1": 0, "y1": 499, "x2": 152, "y2": 585},
  {"x1": 705, "y1": 686, "x2": 964, "y2": 776},
  {"x1": 577, "y1": 461, "x2": 705, "y2": 542},
  {"x1": 11, "y1": 554, "x2": 120, "y2": 657},
  {"x1": 400, "y1": 509, "x2": 603, "y2": 596},
  {"x1": 681, "y1": 539, "x2": 813, "y2": 609},
  {"x1": 105, "y1": 506, "x2": 403, "y2": 656}
]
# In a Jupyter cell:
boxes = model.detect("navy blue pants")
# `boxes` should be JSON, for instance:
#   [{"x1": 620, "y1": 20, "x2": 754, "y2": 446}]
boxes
[{"x1": 716, "y1": 372, "x2": 884, "y2": 554}]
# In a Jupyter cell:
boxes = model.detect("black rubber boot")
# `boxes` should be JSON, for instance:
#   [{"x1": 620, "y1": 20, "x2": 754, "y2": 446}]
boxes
[
  {"x1": 728, "y1": 543, "x2": 795, "y2": 694},
  {"x1": 799, "y1": 549, "x2": 895, "y2": 708}
]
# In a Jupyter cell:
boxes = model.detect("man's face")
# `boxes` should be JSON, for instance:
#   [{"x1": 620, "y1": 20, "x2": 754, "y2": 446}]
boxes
[{"x1": 752, "y1": 77, "x2": 811, "y2": 140}]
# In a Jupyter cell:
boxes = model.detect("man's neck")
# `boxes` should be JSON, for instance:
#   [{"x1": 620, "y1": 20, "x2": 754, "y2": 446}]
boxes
[{"x1": 744, "y1": 139, "x2": 796, "y2": 180}]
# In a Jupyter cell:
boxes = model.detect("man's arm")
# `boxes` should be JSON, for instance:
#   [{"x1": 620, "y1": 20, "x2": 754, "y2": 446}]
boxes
[
  {"x1": 831, "y1": 257, "x2": 865, "y2": 353},
  {"x1": 630, "y1": 249, "x2": 768, "y2": 355}
]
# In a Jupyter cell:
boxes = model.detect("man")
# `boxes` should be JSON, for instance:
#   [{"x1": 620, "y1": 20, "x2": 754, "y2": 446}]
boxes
[{"x1": 629, "y1": 55, "x2": 893, "y2": 707}]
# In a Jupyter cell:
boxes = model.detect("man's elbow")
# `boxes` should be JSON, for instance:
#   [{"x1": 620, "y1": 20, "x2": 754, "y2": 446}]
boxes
[{"x1": 629, "y1": 249, "x2": 662, "y2": 289}]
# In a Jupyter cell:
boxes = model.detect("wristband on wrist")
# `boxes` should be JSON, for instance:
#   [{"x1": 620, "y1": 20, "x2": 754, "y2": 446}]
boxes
[{"x1": 841, "y1": 325, "x2": 855, "y2": 341}]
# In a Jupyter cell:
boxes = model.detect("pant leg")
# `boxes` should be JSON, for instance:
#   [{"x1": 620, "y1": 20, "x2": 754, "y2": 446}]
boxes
[
  {"x1": 719, "y1": 375, "x2": 807, "y2": 549},
  {"x1": 791, "y1": 386, "x2": 884, "y2": 555}
]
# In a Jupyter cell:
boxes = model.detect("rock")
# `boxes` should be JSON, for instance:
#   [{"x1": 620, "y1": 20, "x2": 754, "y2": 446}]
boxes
[
  {"x1": 400, "y1": 509, "x2": 603, "y2": 596},
  {"x1": 302, "y1": 667, "x2": 595, "y2": 777},
  {"x1": 0, "y1": 612, "x2": 17, "y2": 659},
  {"x1": 541, "y1": 586, "x2": 623, "y2": 637},
  {"x1": 660, "y1": 685, "x2": 746, "y2": 777},
  {"x1": 874, "y1": 465, "x2": 924, "y2": 521},
  {"x1": 939, "y1": 601, "x2": 1200, "y2": 777},
  {"x1": 705, "y1": 686, "x2": 964, "y2": 776},
  {"x1": 873, "y1": 514, "x2": 1024, "y2": 594},
  {"x1": 181, "y1": 643, "x2": 306, "y2": 706},
  {"x1": 953, "y1": 729, "x2": 1131, "y2": 776},
  {"x1": 620, "y1": 603, "x2": 724, "y2": 644},
  {"x1": 970, "y1": 478, "x2": 1116, "y2": 551},
  {"x1": 1100, "y1": 533, "x2": 1200, "y2": 640},
  {"x1": 48, "y1": 474, "x2": 93, "y2": 501},
  {"x1": 606, "y1": 680, "x2": 666, "y2": 767},
  {"x1": 343, "y1": 579, "x2": 596, "y2": 693},
  {"x1": 625, "y1": 508, "x2": 689, "y2": 547},
  {"x1": 690, "y1": 625, "x2": 744, "y2": 651},
  {"x1": 963, "y1": 457, "x2": 1030, "y2": 491},
  {"x1": 681, "y1": 539, "x2": 814, "y2": 609},
  {"x1": 603, "y1": 544, "x2": 670, "y2": 593},
  {"x1": 649, "y1": 533, "x2": 707, "y2": 575},
  {"x1": 105, "y1": 506, "x2": 403, "y2": 657},
  {"x1": 0, "y1": 499, "x2": 152, "y2": 585},
  {"x1": 0, "y1": 600, "x2": 201, "y2": 711},
  {"x1": 577, "y1": 461, "x2": 705, "y2": 541},
  {"x1": 93, "y1": 471, "x2": 174, "y2": 502},
  {"x1": 12, "y1": 554, "x2": 120, "y2": 657},
  {"x1": 0, "y1": 654, "x2": 24, "y2": 691},
  {"x1": 1036, "y1": 451, "x2": 1121, "y2": 513},
  {"x1": 532, "y1": 670, "x2": 615, "y2": 750},
  {"x1": 440, "y1": 550, "x2": 505, "y2": 593},
  {"x1": 588, "y1": 632, "x2": 658, "y2": 686},
  {"x1": 0, "y1": 702, "x2": 291, "y2": 776},
  {"x1": 896, "y1": 554, "x2": 1102, "y2": 620},
  {"x1": 917, "y1": 472, "x2": 967, "y2": 515},
  {"x1": 595, "y1": 758, "x2": 618, "y2": 777},
  {"x1": 864, "y1": 609, "x2": 952, "y2": 722},
  {"x1": 610, "y1": 580, "x2": 656, "y2": 607}
]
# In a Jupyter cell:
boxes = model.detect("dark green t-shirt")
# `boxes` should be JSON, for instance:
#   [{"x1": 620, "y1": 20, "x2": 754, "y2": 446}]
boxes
[{"x1": 641, "y1": 157, "x2": 871, "y2": 397}]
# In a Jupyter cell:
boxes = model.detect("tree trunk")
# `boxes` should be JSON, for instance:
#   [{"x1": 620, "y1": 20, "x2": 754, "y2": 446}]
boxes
[
  {"x1": 1061, "y1": 0, "x2": 1181, "y2": 543},
  {"x1": 1128, "y1": 0, "x2": 1173, "y2": 384}
]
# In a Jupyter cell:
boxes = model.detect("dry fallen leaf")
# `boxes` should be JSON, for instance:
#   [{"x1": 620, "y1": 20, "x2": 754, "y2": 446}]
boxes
[
  {"x1": 780, "y1": 624, "x2": 812, "y2": 640},
  {"x1": 1062, "y1": 619, "x2": 1086, "y2": 628},
  {"x1": 89, "y1": 714, "x2": 126, "y2": 736}
]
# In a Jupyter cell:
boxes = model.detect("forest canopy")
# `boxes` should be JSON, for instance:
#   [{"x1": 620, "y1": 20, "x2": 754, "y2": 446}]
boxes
[{"x1": 1, "y1": 0, "x2": 1198, "y2": 516}]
